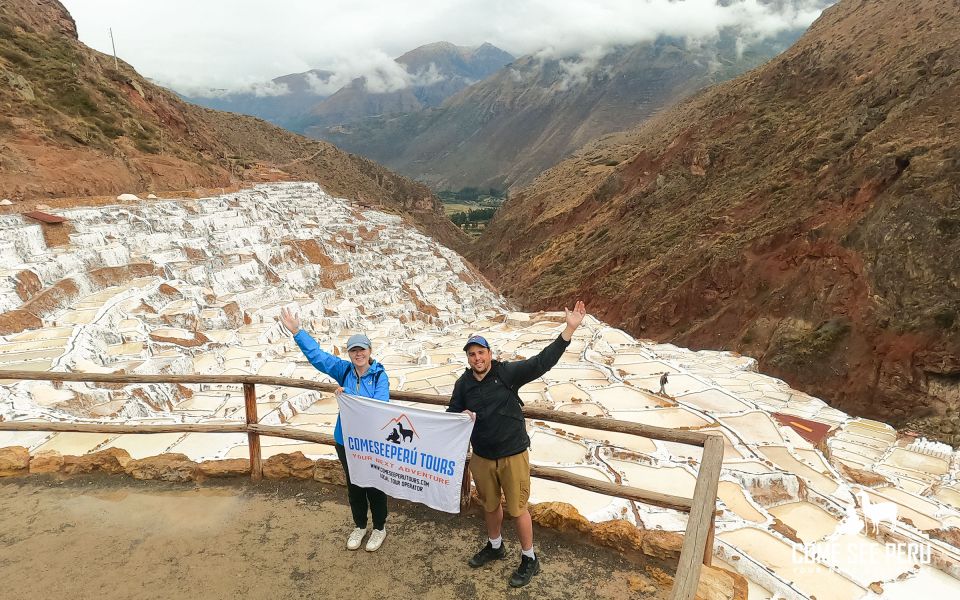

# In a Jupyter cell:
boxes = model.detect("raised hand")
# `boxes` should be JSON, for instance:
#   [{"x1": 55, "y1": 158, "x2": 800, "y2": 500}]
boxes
[
  {"x1": 279, "y1": 306, "x2": 301, "y2": 335},
  {"x1": 565, "y1": 300, "x2": 587, "y2": 330},
  {"x1": 561, "y1": 300, "x2": 587, "y2": 341}
]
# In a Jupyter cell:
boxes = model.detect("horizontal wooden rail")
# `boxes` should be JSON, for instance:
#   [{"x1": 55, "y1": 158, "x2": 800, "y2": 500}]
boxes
[
  {"x1": 0, "y1": 370, "x2": 711, "y2": 446},
  {"x1": 249, "y1": 423, "x2": 333, "y2": 446},
  {"x1": 531, "y1": 465, "x2": 692, "y2": 512},
  {"x1": 0, "y1": 419, "x2": 694, "y2": 512},
  {"x1": 0, "y1": 421, "x2": 248, "y2": 435}
]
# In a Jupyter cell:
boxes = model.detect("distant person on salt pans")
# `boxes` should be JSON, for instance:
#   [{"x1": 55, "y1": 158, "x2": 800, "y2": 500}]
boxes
[
  {"x1": 658, "y1": 371, "x2": 669, "y2": 395},
  {"x1": 448, "y1": 300, "x2": 587, "y2": 588},
  {"x1": 279, "y1": 306, "x2": 391, "y2": 552}
]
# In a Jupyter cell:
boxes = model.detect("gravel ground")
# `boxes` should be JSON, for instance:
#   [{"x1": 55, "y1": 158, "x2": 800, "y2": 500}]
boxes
[{"x1": 0, "y1": 476, "x2": 668, "y2": 599}]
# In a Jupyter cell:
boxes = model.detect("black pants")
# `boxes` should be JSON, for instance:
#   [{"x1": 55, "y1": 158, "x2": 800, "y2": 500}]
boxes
[{"x1": 335, "y1": 443, "x2": 388, "y2": 530}]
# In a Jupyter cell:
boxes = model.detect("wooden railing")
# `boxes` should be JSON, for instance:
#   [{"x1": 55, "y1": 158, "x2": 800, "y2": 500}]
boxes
[{"x1": 0, "y1": 370, "x2": 723, "y2": 600}]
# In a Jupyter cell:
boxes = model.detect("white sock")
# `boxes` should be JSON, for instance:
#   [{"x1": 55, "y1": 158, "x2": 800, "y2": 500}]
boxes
[
  {"x1": 521, "y1": 547, "x2": 535, "y2": 559},
  {"x1": 489, "y1": 536, "x2": 502, "y2": 549}
]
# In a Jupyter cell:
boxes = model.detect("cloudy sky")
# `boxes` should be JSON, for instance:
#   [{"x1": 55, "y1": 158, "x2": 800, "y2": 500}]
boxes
[{"x1": 60, "y1": 0, "x2": 828, "y2": 96}]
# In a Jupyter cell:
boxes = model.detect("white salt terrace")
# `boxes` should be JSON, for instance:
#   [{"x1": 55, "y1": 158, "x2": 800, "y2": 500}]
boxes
[{"x1": 1, "y1": 182, "x2": 958, "y2": 598}]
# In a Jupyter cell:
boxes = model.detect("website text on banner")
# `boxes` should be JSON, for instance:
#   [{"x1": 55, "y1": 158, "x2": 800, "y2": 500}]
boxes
[{"x1": 337, "y1": 393, "x2": 474, "y2": 513}]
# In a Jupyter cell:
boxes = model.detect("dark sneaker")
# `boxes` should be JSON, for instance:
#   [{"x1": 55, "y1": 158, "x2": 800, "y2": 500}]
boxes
[
  {"x1": 468, "y1": 541, "x2": 506, "y2": 568},
  {"x1": 509, "y1": 555, "x2": 540, "y2": 588}
]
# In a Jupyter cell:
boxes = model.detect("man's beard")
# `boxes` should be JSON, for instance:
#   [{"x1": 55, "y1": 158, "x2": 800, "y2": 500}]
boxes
[{"x1": 471, "y1": 363, "x2": 490, "y2": 377}]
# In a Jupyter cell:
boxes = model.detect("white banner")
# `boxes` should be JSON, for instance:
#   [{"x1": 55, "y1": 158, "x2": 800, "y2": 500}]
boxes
[{"x1": 337, "y1": 393, "x2": 474, "y2": 513}]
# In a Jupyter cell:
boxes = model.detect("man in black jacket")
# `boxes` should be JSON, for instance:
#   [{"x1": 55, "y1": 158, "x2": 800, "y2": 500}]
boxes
[{"x1": 448, "y1": 301, "x2": 587, "y2": 588}]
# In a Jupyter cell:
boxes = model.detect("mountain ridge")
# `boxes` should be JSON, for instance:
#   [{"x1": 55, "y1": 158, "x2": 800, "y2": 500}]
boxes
[{"x1": 316, "y1": 30, "x2": 806, "y2": 190}]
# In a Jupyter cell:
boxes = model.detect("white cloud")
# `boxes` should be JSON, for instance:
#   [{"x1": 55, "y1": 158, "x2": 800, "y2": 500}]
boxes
[
  {"x1": 555, "y1": 45, "x2": 607, "y2": 92},
  {"x1": 305, "y1": 71, "x2": 340, "y2": 95},
  {"x1": 411, "y1": 63, "x2": 447, "y2": 87},
  {"x1": 251, "y1": 80, "x2": 291, "y2": 97},
  {"x1": 60, "y1": 0, "x2": 831, "y2": 93}
]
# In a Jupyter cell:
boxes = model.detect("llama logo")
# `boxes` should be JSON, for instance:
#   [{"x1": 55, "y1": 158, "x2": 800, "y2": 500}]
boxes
[
  {"x1": 830, "y1": 489, "x2": 898, "y2": 538},
  {"x1": 855, "y1": 490, "x2": 898, "y2": 535},
  {"x1": 381, "y1": 414, "x2": 419, "y2": 445}
]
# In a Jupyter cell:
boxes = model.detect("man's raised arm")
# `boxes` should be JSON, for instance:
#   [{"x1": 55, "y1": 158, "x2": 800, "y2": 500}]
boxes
[{"x1": 501, "y1": 301, "x2": 587, "y2": 388}]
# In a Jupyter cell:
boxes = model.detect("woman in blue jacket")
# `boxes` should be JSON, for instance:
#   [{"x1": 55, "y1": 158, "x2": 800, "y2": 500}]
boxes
[{"x1": 280, "y1": 306, "x2": 390, "y2": 552}]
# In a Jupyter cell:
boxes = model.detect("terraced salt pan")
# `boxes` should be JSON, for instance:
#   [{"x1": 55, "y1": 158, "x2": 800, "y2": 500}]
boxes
[
  {"x1": 167, "y1": 433, "x2": 249, "y2": 460},
  {"x1": 608, "y1": 459, "x2": 696, "y2": 498},
  {"x1": 541, "y1": 367, "x2": 609, "y2": 384},
  {"x1": 676, "y1": 389, "x2": 751, "y2": 413},
  {"x1": 657, "y1": 429, "x2": 746, "y2": 462},
  {"x1": 845, "y1": 419, "x2": 898, "y2": 442},
  {"x1": 767, "y1": 502, "x2": 838, "y2": 544},
  {"x1": 544, "y1": 423, "x2": 658, "y2": 454},
  {"x1": 286, "y1": 413, "x2": 337, "y2": 427},
  {"x1": 4, "y1": 326, "x2": 75, "y2": 342},
  {"x1": 225, "y1": 441, "x2": 335, "y2": 459},
  {"x1": 609, "y1": 407, "x2": 712, "y2": 429},
  {"x1": 700, "y1": 429, "x2": 751, "y2": 460},
  {"x1": 56, "y1": 308, "x2": 100, "y2": 325},
  {"x1": 883, "y1": 447, "x2": 950, "y2": 475},
  {"x1": 102, "y1": 433, "x2": 187, "y2": 459},
  {"x1": 935, "y1": 486, "x2": 960, "y2": 511},
  {"x1": 546, "y1": 383, "x2": 591, "y2": 403},
  {"x1": 528, "y1": 430, "x2": 589, "y2": 464},
  {"x1": 717, "y1": 481, "x2": 766, "y2": 523},
  {"x1": 176, "y1": 393, "x2": 239, "y2": 414},
  {"x1": 722, "y1": 412, "x2": 787, "y2": 445},
  {"x1": 588, "y1": 384, "x2": 668, "y2": 410},
  {"x1": 758, "y1": 447, "x2": 838, "y2": 496},
  {"x1": 0, "y1": 430, "x2": 51, "y2": 449},
  {"x1": 719, "y1": 528, "x2": 867, "y2": 600},
  {"x1": 866, "y1": 488, "x2": 943, "y2": 530},
  {"x1": 713, "y1": 558, "x2": 775, "y2": 600},
  {"x1": 827, "y1": 532, "x2": 918, "y2": 585},
  {"x1": 0, "y1": 337, "x2": 71, "y2": 352},
  {"x1": 597, "y1": 328, "x2": 637, "y2": 346},
  {"x1": 882, "y1": 567, "x2": 960, "y2": 598},
  {"x1": 27, "y1": 384, "x2": 75, "y2": 407},
  {"x1": 33, "y1": 432, "x2": 114, "y2": 455},
  {"x1": 529, "y1": 466, "x2": 616, "y2": 518}
]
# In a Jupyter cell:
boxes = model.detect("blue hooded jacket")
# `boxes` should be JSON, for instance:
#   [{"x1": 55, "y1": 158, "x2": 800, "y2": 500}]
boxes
[{"x1": 293, "y1": 329, "x2": 389, "y2": 445}]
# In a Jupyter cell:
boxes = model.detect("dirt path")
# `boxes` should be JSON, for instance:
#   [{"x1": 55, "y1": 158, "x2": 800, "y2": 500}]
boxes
[{"x1": 0, "y1": 477, "x2": 665, "y2": 600}]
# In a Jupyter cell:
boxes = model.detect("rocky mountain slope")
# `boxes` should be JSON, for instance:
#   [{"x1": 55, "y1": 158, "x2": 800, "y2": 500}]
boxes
[
  {"x1": 0, "y1": 0, "x2": 464, "y2": 251},
  {"x1": 318, "y1": 30, "x2": 804, "y2": 190},
  {"x1": 469, "y1": 0, "x2": 960, "y2": 440}
]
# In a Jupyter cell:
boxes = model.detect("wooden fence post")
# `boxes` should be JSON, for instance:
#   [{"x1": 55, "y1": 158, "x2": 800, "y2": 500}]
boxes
[
  {"x1": 703, "y1": 518, "x2": 716, "y2": 567},
  {"x1": 244, "y1": 383, "x2": 262, "y2": 481},
  {"x1": 670, "y1": 435, "x2": 723, "y2": 600}
]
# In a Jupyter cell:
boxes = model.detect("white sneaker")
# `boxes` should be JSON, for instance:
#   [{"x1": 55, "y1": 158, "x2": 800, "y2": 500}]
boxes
[
  {"x1": 346, "y1": 527, "x2": 366, "y2": 551},
  {"x1": 365, "y1": 527, "x2": 387, "y2": 552}
]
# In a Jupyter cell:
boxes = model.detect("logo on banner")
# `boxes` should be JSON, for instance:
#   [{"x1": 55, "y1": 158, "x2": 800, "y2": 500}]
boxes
[{"x1": 383, "y1": 414, "x2": 419, "y2": 445}]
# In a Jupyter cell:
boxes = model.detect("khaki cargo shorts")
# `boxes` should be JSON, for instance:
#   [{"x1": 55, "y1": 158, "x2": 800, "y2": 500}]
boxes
[{"x1": 469, "y1": 450, "x2": 530, "y2": 517}]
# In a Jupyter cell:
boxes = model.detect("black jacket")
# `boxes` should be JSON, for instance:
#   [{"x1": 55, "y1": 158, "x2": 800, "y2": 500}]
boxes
[{"x1": 447, "y1": 334, "x2": 570, "y2": 459}]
